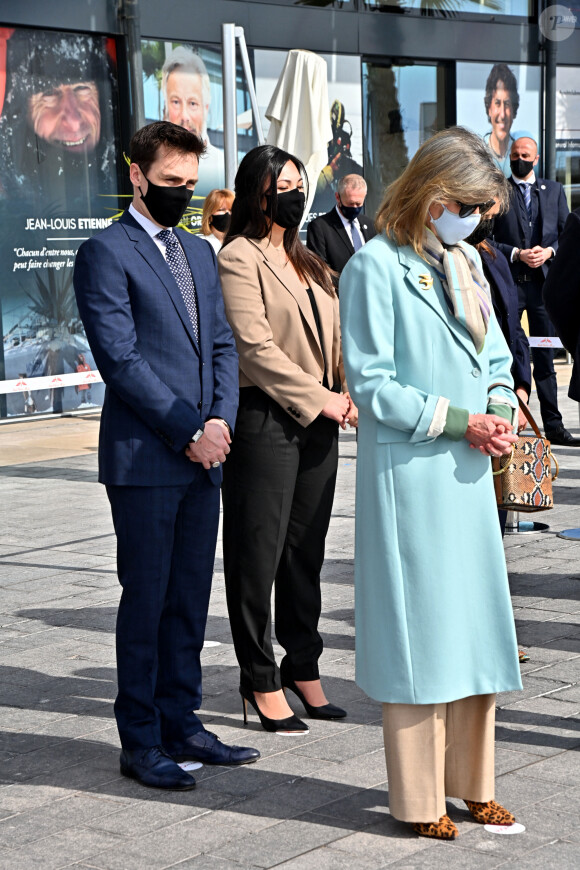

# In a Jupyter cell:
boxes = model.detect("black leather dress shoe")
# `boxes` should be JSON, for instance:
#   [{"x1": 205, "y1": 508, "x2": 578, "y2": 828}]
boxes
[
  {"x1": 545, "y1": 426, "x2": 580, "y2": 446},
  {"x1": 165, "y1": 729, "x2": 261, "y2": 766},
  {"x1": 120, "y1": 745, "x2": 196, "y2": 790}
]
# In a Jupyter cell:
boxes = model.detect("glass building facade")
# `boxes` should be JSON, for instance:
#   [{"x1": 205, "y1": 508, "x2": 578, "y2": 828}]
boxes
[{"x1": 0, "y1": 0, "x2": 579, "y2": 417}]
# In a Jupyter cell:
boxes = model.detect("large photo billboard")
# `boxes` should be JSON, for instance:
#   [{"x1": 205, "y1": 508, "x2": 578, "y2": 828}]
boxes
[
  {"x1": 0, "y1": 28, "x2": 122, "y2": 416},
  {"x1": 142, "y1": 40, "x2": 257, "y2": 229},
  {"x1": 456, "y1": 61, "x2": 541, "y2": 178}
]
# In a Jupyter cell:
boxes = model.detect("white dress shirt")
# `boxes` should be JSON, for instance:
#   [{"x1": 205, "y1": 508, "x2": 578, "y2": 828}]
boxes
[{"x1": 128, "y1": 203, "x2": 172, "y2": 259}]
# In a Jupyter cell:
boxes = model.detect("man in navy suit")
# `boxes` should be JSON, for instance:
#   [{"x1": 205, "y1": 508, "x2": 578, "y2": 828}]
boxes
[
  {"x1": 306, "y1": 174, "x2": 376, "y2": 286},
  {"x1": 493, "y1": 135, "x2": 578, "y2": 445},
  {"x1": 73, "y1": 122, "x2": 259, "y2": 790}
]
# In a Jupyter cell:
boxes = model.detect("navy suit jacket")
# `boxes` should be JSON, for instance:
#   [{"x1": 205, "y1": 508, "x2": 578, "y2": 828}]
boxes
[
  {"x1": 73, "y1": 210, "x2": 239, "y2": 486},
  {"x1": 492, "y1": 176, "x2": 569, "y2": 282},
  {"x1": 480, "y1": 244, "x2": 531, "y2": 396},
  {"x1": 306, "y1": 207, "x2": 376, "y2": 281}
]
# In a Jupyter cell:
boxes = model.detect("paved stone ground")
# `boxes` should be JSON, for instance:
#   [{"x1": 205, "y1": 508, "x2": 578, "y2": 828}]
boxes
[{"x1": 1, "y1": 383, "x2": 580, "y2": 869}]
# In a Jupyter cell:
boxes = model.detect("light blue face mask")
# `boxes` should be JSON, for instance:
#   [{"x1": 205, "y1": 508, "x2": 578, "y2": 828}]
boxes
[{"x1": 429, "y1": 205, "x2": 481, "y2": 246}]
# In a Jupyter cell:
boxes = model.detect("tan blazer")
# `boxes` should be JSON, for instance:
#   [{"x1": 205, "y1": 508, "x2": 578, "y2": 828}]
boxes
[{"x1": 218, "y1": 235, "x2": 344, "y2": 427}]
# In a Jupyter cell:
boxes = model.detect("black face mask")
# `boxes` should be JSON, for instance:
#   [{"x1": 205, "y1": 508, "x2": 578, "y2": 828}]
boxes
[
  {"x1": 339, "y1": 198, "x2": 363, "y2": 222},
  {"x1": 140, "y1": 173, "x2": 193, "y2": 227},
  {"x1": 210, "y1": 212, "x2": 231, "y2": 233},
  {"x1": 267, "y1": 188, "x2": 305, "y2": 229},
  {"x1": 510, "y1": 158, "x2": 535, "y2": 180},
  {"x1": 465, "y1": 218, "x2": 494, "y2": 247}
]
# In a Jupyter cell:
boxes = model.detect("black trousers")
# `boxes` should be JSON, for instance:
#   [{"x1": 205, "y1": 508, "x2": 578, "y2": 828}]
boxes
[
  {"x1": 107, "y1": 473, "x2": 219, "y2": 749},
  {"x1": 222, "y1": 387, "x2": 339, "y2": 693},
  {"x1": 517, "y1": 278, "x2": 562, "y2": 432}
]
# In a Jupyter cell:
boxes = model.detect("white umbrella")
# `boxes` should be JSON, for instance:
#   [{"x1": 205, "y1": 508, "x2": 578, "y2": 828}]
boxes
[{"x1": 266, "y1": 49, "x2": 332, "y2": 224}]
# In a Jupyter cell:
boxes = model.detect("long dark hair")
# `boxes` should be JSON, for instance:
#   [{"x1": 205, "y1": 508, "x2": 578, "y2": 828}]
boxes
[{"x1": 223, "y1": 144, "x2": 335, "y2": 296}]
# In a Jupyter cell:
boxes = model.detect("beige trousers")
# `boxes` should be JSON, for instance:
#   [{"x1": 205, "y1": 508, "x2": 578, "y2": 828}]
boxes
[{"x1": 382, "y1": 694, "x2": 496, "y2": 823}]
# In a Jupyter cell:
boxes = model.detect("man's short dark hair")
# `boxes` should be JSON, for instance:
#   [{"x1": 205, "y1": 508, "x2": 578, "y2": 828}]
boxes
[
  {"x1": 484, "y1": 63, "x2": 519, "y2": 121},
  {"x1": 130, "y1": 121, "x2": 205, "y2": 175}
]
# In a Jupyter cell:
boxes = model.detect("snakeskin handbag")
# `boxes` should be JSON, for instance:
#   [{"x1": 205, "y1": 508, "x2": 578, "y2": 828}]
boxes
[{"x1": 489, "y1": 384, "x2": 559, "y2": 512}]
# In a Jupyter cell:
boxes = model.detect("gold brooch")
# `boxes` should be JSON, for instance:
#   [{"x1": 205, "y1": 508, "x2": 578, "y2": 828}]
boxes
[{"x1": 418, "y1": 273, "x2": 433, "y2": 290}]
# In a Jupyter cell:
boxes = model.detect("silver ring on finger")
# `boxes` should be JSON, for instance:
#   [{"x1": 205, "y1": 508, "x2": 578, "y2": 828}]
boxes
[{"x1": 211, "y1": 461, "x2": 220, "y2": 468}]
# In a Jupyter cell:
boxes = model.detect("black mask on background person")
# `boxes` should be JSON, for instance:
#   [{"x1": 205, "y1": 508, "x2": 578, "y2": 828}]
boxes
[
  {"x1": 339, "y1": 198, "x2": 363, "y2": 222},
  {"x1": 465, "y1": 218, "x2": 494, "y2": 247},
  {"x1": 140, "y1": 172, "x2": 194, "y2": 227},
  {"x1": 510, "y1": 157, "x2": 535, "y2": 179},
  {"x1": 210, "y1": 212, "x2": 231, "y2": 233},
  {"x1": 266, "y1": 188, "x2": 305, "y2": 229}
]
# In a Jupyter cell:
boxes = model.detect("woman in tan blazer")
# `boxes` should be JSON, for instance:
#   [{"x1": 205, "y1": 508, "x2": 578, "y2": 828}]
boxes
[{"x1": 218, "y1": 145, "x2": 355, "y2": 734}]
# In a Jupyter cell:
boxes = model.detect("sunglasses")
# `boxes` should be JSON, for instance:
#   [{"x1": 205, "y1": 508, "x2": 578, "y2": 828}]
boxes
[{"x1": 456, "y1": 199, "x2": 495, "y2": 218}]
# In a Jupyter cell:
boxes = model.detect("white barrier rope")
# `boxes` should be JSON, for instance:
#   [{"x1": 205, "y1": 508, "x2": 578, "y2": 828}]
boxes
[
  {"x1": 0, "y1": 370, "x2": 102, "y2": 395},
  {"x1": 0, "y1": 337, "x2": 567, "y2": 396}
]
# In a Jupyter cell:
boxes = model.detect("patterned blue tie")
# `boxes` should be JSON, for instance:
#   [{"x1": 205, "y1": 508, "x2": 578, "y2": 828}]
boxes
[
  {"x1": 157, "y1": 230, "x2": 199, "y2": 343},
  {"x1": 522, "y1": 182, "x2": 532, "y2": 224},
  {"x1": 350, "y1": 220, "x2": 363, "y2": 252}
]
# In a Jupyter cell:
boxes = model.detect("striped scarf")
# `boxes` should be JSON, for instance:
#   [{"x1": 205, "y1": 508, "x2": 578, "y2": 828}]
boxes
[{"x1": 422, "y1": 228, "x2": 491, "y2": 354}]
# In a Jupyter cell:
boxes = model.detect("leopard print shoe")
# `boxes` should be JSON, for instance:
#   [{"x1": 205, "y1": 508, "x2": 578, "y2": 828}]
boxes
[
  {"x1": 464, "y1": 799, "x2": 515, "y2": 825},
  {"x1": 412, "y1": 814, "x2": 458, "y2": 840}
]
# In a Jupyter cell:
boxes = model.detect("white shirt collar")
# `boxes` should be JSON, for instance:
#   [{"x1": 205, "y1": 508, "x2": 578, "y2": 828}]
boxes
[
  {"x1": 129, "y1": 202, "x2": 169, "y2": 239},
  {"x1": 512, "y1": 171, "x2": 536, "y2": 186}
]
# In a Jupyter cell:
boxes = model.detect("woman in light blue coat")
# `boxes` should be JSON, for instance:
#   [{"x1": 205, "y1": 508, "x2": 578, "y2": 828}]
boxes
[{"x1": 340, "y1": 127, "x2": 523, "y2": 841}]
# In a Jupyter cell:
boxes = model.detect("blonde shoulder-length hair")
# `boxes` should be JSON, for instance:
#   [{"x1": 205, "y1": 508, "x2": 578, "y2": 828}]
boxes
[
  {"x1": 375, "y1": 126, "x2": 510, "y2": 257},
  {"x1": 201, "y1": 188, "x2": 235, "y2": 235}
]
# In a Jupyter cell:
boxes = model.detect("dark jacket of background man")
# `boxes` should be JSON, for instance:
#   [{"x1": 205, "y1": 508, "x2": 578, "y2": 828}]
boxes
[
  {"x1": 481, "y1": 243, "x2": 532, "y2": 398},
  {"x1": 493, "y1": 176, "x2": 569, "y2": 283},
  {"x1": 543, "y1": 208, "x2": 580, "y2": 402},
  {"x1": 493, "y1": 172, "x2": 571, "y2": 440},
  {"x1": 307, "y1": 206, "x2": 376, "y2": 278}
]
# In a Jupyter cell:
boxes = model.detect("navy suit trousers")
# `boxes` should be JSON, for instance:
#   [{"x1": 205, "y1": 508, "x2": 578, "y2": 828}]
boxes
[{"x1": 107, "y1": 471, "x2": 220, "y2": 749}]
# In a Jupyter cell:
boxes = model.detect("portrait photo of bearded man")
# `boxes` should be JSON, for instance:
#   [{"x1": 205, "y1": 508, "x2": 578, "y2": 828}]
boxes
[
  {"x1": 0, "y1": 29, "x2": 120, "y2": 210},
  {"x1": 28, "y1": 80, "x2": 101, "y2": 155}
]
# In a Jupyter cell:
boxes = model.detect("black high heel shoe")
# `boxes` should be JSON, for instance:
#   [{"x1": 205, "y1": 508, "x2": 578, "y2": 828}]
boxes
[
  {"x1": 282, "y1": 678, "x2": 347, "y2": 720},
  {"x1": 240, "y1": 687, "x2": 309, "y2": 734}
]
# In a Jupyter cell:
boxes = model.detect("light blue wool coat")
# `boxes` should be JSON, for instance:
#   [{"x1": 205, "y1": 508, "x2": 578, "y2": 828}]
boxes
[{"x1": 339, "y1": 233, "x2": 523, "y2": 705}]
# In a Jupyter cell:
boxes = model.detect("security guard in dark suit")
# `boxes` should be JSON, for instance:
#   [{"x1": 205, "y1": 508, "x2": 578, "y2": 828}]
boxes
[{"x1": 493, "y1": 136, "x2": 578, "y2": 445}]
